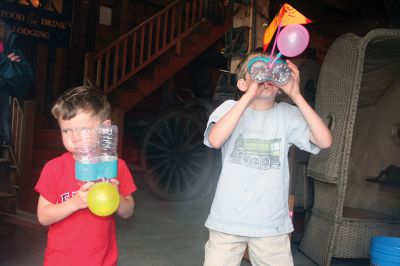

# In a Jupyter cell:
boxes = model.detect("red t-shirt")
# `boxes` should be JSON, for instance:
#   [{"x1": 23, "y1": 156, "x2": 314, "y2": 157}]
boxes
[{"x1": 35, "y1": 152, "x2": 137, "y2": 266}]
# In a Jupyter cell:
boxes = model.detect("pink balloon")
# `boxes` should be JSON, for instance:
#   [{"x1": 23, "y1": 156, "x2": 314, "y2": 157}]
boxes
[{"x1": 277, "y1": 24, "x2": 310, "y2": 57}]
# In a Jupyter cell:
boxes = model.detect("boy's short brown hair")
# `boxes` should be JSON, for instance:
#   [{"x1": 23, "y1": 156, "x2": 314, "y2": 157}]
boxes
[{"x1": 51, "y1": 85, "x2": 111, "y2": 121}]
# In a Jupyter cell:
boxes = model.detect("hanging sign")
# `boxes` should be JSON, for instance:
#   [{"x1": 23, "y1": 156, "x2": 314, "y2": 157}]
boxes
[{"x1": 0, "y1": 0, "x2": 74, "y2": 48}]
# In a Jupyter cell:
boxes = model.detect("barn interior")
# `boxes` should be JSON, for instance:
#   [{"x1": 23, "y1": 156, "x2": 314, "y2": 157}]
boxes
[{"x1": 0, "y1": 0, "x2": 399, "y2": 265}]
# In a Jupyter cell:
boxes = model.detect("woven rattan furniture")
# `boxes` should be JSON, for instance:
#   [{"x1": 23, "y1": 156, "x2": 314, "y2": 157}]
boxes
[{"x1": 299, "y1": 29, "x2": 400, "y2": 266}]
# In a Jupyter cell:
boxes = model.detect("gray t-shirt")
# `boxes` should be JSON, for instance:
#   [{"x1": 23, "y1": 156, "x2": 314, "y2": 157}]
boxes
[{"x1": 204, "y1": 100, "x2": 320, "y2": 237}]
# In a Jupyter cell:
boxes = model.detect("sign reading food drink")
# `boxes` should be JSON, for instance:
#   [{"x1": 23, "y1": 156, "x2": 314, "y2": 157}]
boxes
[{"x1": 0, "y1": 0, "x2": 74, "y2": 48}]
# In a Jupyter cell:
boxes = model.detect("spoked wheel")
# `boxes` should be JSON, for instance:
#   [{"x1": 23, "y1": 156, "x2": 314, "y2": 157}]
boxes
[
  {"x1": 187, "y1": 99, "x2": 214, "y2": 124},
  {"x1": 140, "y1": 110, "x2": 214, "y2": 200}
]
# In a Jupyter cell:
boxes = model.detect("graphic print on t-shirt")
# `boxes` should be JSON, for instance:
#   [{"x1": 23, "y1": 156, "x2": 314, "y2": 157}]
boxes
[
  {"x1": 58, "y1": 191, "x2": 79, "y2": 203},
  {"x1": 229, "y1": 134, "x2": 281, "y2": 170}
]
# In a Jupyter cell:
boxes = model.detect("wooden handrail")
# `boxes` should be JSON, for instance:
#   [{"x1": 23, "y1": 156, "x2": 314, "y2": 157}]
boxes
[
  {"x1": 85, "y1": 0, "x2": 207, "y2": 95},
  {"x1": 10, "y1": 98, "x2": 35, "y2": 187},
  {"x1": 10, "y1": 98, "x2": 24, "y2": 176}
]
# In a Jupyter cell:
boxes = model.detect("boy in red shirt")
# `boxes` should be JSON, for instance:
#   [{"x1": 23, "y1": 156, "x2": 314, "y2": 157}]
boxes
[{"x1": 35, "y1": 86, "x2": 137, "y2": 266}]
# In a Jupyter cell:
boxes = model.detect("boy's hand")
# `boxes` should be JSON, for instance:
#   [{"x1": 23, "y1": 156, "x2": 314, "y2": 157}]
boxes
[
  {"x1": 109, "y1": 178, "x2": 120, "y2": 192},
  {"x1": 71, "y1": 182, "x2": 94, "y2": 210},
  {"x1": 244, "y1": 80, "x2": 263, "y2": 104},
  {"x1": 280, "y1": 60, "x2": 301, "y2": 100}
]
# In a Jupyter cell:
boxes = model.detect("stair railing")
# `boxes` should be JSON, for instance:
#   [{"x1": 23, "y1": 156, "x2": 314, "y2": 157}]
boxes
[
  {"x1": 10, "y1": 98, "x2": 35, "y2": 188},
  {"x1": 85, "y1": 0, "x2": 208, "y2": 94}
]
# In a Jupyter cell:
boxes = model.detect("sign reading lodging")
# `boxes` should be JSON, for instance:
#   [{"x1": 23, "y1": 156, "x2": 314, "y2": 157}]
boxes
[{"x1": 0, "y1": 0, "x2": 74, "y2": 48}]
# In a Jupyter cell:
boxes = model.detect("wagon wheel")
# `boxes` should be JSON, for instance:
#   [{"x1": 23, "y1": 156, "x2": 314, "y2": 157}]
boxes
[
  {"x1": 141, "y1": 110, "x2": 214, "y2": 200},
  {"x1": 187, "y1": 98, "x2": 214, "y2": 123}
]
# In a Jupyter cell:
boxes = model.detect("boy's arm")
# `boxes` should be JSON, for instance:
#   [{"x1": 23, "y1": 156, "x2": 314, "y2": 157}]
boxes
[
  {"x1": 209, "y1": 82, "x2": 260, "y2": 148},
  {"x1": 281, "y1": 60, "x2": 333, "y2": 149},
  {"x1": 292, "y1": 95, "x2": 332, "y2": 148},
  {"x1": 117, "y1": 195, "x2": 134, "y2": 219},
  {"x1": 37, "y1": 182, "x2": 93, "y2": 226}
]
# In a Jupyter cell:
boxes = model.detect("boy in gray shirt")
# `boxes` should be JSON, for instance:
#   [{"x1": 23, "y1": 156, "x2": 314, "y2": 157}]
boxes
[{"x1": 203, "y1": 51, "x2": 332, "y2": 266}]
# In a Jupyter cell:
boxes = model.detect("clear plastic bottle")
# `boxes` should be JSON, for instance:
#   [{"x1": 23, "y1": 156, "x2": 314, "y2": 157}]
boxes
[
  {"x1": 98, "y1": 124, "x2": 118, "y2": 179},
  {"x1": 74, "y1": 128, "x2": 99, "y2": 182},
  {"x1": 270, "y1": 60, "x2": 291, "y2": 86}
]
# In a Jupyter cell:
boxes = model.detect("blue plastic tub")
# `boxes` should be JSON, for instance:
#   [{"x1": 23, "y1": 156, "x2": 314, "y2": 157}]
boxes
[{"x1": 370, "y1": 236, "x2": 400, "y2": 266}]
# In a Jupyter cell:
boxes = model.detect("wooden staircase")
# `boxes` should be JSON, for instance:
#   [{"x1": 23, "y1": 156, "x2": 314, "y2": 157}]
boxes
[{"x1": 85, "y1": 0, "x2": 231, "y2": 112}]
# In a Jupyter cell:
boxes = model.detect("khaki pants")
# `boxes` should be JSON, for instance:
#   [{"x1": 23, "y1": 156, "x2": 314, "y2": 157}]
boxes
[{"x1": 204, "y1": 230, "x2": 293, "y2": 266}]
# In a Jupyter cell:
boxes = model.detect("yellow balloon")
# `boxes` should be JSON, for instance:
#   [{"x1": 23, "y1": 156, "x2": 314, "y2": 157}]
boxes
[{"x1": 87, "y1": 182, "x2": 120, "y2": 216}]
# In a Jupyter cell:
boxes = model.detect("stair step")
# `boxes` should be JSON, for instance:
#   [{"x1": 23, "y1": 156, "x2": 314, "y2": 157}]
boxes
[
  {"x1": 153, "y1": 52, "x2": 173, "y2": 65},
  {"x1": 129, "y1": 61, "x2": 175, "y2": 87},
  {"x1": 184, "y1": 32, "x2": 201, "y2": 44},
  {"x1": 197, "y1": 23, "x2": 215, "y2": 34},
  {"x1": 136, "y1": 66, "x2": 156, "y2": 80},
  {"x1": 152, "y1": 61, "x2": 170, "y2": 69},
  {"x1": 116, "y1": 89, "x2": 149, "y2": 111}
]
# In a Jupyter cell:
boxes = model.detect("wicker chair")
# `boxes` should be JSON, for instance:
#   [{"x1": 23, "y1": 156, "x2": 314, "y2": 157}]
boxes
[{"x1": 299, "y1": 29, "x2": 400, "y2": 266}]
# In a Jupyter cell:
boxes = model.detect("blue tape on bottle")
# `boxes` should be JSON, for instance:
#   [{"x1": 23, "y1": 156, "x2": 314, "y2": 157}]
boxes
[
  {"x1": 75, "y1": 162, "x2": 99, "y2": 182},
  {"x1": 98, "y1": 159, "x2": 118, "y2": 179}
]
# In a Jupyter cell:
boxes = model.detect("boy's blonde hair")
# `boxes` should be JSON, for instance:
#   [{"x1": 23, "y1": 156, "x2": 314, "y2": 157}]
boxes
[
  {"x1": 51, "y1": 85, "x2": 111, "y2": 121},
  {"x1": 235, "y1": 50, "x2": 266, "y2": 80}
]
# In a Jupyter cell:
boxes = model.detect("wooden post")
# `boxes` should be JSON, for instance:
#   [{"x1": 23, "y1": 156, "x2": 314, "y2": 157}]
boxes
[
  {"x1": 175, "y1": 1, "x2": 183, "y2": 55},
  {"x1": 249, "y1": 0, "x2": 256, "y2": 51},
  {"x1": 83, "y1": 53, "x2": 90, "y2": 86},
  {"x1": 17, "y1": 101, "x2": 36, "y2": 213},
  {"x1": 19, "y1": 101, "x2": 35, "y2": 188},
  {"x1": 255, "y1": 0, "x2": 269, "y2": 49}
]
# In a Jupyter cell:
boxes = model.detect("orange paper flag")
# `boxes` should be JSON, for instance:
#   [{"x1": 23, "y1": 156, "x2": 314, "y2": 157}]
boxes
[{"x1": 263, "y1": 3, "x2": 312, "y2": 52}]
